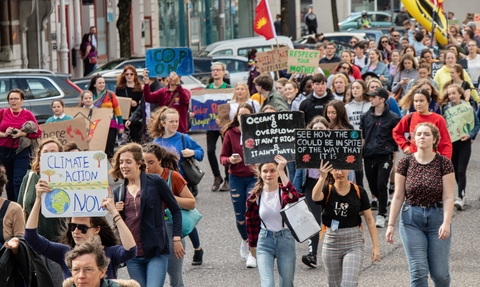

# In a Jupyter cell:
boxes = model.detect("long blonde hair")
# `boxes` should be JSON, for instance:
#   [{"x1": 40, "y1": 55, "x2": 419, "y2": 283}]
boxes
[
  {"x1": 231, "y1": 82, "x2": 251, "y2": 103},
  {"x1": 148, "y1": 107, "x2": 180, "y2": 138}
]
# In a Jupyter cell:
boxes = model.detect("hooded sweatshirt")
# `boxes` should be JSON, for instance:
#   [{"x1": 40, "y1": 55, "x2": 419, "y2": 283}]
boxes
[
  {"x1": 391, "y1": 68, "x2": 419, "y2": 98},
  {"x1": 345, "y1": 99, "x2": 371, "y2": 130}
]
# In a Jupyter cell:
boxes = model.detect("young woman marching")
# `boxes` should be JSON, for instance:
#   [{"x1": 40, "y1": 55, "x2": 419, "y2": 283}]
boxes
[
  {"x1": 441, "y1": 84, "x2": 480, "y2": 210},
  {"x1": 245, "y1": 155, "x2": 301, "y2": 287}
]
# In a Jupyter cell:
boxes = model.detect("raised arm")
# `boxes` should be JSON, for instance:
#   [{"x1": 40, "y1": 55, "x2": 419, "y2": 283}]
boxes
[{"x1": 311, "y1": 160, "x2": 333, "y2": 202}]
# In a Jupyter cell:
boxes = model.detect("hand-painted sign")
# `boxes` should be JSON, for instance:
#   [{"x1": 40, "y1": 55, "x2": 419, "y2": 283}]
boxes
[
  {"x1": 241, "y1": 111, "x2": 305, "y2": 164},
  {"x1": 190, "y1": 89, "x2": 235, "y2": 131},
  {"x1": 145, "y1": 48, "x2": 194, "y2": 77},
  {"x1": 287, "y1": 49, "x2": 321, "y2": 74},
  {"x1": 256, "y1": 47, "x2": 290, "y2": 73},
  {"x1": 40, "y1": 151, "x2": 109, "y2": 217},
  {"x1": 40, "y1": 117, "x2": 89, "y2": 151},
  {"x1": 295, "y1": 129, "x2": 363, "y2": 170},
  {"x1": 444, "y1": 102, "x2": 475, "y2": 142},
  {"x1": 65, "y1": 107, "x2": 112, "y2": 152}
]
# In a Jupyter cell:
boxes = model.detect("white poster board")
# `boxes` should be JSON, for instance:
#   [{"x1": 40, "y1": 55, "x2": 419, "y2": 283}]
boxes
[{"x1": 40, "y1": 151, "x2": 109, "y2": 218}]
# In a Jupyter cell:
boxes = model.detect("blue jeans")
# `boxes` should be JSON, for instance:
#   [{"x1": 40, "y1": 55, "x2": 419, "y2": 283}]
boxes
[
  {"x1": 0, "y1": 147, "x2": 30, "y2": 201},
  {"x1": 126, "y1": 254, "x2": 169, "y2": 287},
  {"x1": 257, "y1": 228, "x2": 296, "y2": 287},
  {"x1": 229, "y1": 174, "x2": 256, "y2": 240},
  {"x1": 165, "y1": 219, "x2": 185, "y2": 287},
  {"x1": 399, "y1": 204, "x2": 451, "y2": 287}
]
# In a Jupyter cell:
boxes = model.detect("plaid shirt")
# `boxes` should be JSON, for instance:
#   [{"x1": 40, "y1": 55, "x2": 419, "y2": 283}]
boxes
[{"x1": 245, "y1": 182, "x2": 302, "y2": 248}]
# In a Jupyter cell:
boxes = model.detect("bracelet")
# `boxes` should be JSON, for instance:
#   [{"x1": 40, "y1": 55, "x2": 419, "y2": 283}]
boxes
[
  {"x1": 388, "y1": 224, "x2": 394, "y2": 227},
  {"x1": 173, "y1": 239, "x2": 181, "y2": 242},
  {"x1": 113, "y1": 214, "x2": 121, "y2": 223}
]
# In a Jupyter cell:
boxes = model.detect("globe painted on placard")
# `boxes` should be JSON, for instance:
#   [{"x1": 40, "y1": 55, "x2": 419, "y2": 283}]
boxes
[{"x1": 45, "y1": 189, "x2": 70, "y2": 215}]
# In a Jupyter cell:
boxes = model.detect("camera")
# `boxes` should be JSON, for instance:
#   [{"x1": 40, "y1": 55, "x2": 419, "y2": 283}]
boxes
[{"x1": 12, "y1": 130, "x2": 18, "y2": 135}]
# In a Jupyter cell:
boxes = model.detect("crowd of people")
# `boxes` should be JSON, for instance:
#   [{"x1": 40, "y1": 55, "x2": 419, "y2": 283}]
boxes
[{"x1": 0, "y1": 17, "x2": 479, "y2": 287}]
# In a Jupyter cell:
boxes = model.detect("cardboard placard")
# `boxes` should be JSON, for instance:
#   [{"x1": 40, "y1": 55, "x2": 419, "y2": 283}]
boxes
[
  {"x1": 295, "y1": 129, "x2": 362, "y2": 170},
  {"x1": 475, "y1": 14, "x2": 480, "y2": 35},
  {"x1": 116, "y1": 96, "x2": 132, "y2": 118},
  {"x1": 444, "y1": 103, "x2": 474, "y2": 142},
  {"x1": 287, "y1": 49, "x2": 321, "y2": 74},
  {"x1": 65, "y1": 107, "x2": 112, "y2": 152},
  {"x1": 40, "y1": 117, "x2": 89, "y2": 151},
  {"x1": 190, "y1": 89, "x2": 235, "y2": 131},
  {"x1": 431, "y1": 62, "x2": 443, "y2": 79},
  {"x1": 40, "y1": 151, "x2": 108, "y2": 217},
  {"x1": 217, "y1": 103, "x2": 231, "y2": 128},
  {"x1": 145, "y1": 47, "x2": 194, "y2": 77},
  {"x1": 319, "y1": 62, "x2": 340, "y2": 78},
  {"x1": 241, "y1": 111, "x2": 305, "y2": 164},
  {"x1": 255, "y1": 47, "x2": 290, "y2": 73}
]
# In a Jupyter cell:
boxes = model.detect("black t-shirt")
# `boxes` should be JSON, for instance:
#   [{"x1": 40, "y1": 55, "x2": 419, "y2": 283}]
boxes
[
  {"x1": 317, "y1": 184, "x2": 370, "y2": 228},
  {"x1": 115, "y1": 86, "x2": 143, "y2": 115}
]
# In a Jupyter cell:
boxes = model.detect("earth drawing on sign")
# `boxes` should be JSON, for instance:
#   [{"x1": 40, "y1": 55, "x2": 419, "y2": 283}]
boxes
[{"x1": 45, "y1": 189, "x2": 71, "y2": 215}]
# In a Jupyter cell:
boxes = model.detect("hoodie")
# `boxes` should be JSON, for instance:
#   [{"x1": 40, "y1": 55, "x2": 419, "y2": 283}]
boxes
[
  {"x1": 345, "y1": 99, "x2": 372, "y2": 130},
  {"x1": 299, "y1": 89, "x2": 335, "y2": 126}
]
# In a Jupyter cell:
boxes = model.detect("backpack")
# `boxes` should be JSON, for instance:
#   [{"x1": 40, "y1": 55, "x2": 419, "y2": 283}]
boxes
[{"x1": 319, "y1": 183, "x2": 363, "y2": 239}]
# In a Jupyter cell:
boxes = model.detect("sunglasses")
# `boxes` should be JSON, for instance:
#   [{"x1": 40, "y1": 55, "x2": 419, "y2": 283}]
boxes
[
  {"x1": 340, "y1": 66, "x2": 350, "y2": 70},
  {"x1": 381, "y1": 41, "x2": 389, "y2": 43},
  {"x1": 68, "y1": 223, "x2": 94, "y2": 234},
  {"x1": 125, "y1": 73, "x2": 134, "y2": 76}
]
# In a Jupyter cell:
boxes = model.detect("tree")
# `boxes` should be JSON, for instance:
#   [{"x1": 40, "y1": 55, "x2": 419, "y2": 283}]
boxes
[
  {"x1": 93, "y1": 152, "x2": 106, "y2": 168},
  {"x1": 331, "y1": 0, "x2": 339, "y2": 32},
  {"x1": 117, "y1": 0, "x2": 132, "y2": 58},
  {"x1": 280, "y1": 0, "x2": 288, "y2": 36},
  {"x1": 42, "y1": 170, "x2": 56, "y2": 182}
]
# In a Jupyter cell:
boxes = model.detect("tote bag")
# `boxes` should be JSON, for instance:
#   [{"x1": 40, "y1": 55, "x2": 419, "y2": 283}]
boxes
[{"x1": 280, "y1": 198, "x2": 321, "y2": 243}]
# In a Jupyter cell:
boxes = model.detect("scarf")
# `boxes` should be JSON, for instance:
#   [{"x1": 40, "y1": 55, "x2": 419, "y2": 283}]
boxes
[{"x1": 93, "y1": 89, "x2": 108, "y2": 108}]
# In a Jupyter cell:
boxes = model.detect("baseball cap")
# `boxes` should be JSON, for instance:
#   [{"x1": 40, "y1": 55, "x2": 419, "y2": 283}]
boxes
[{"x1": 366, "y1": 87, "x2": 389, "y2": 100}]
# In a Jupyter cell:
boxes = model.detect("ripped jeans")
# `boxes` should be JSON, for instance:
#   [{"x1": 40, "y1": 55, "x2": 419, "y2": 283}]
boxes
[{"x1": 229, "y1": 174, "x2": 257, "y2": 240}]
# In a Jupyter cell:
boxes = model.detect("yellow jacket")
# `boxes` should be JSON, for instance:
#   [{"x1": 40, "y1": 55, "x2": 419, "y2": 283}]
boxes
[
  {"x1": 251, "y1": 93, "x2": 266, "y2": 106},
  {"x1": 434, "y1": 65, "x2": 479, "y2": 102}
]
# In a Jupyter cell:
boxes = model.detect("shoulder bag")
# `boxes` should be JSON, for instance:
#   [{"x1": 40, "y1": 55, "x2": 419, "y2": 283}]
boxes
[
  {"x1": 22, "y1": 171, "x2": 35, "y2": 223},
  {"x1": 164, "y1": 170, "x2": 202, "y2": 238},
  {"x1": 180, "y1": 134, "x2": 205, "y2": 186}
]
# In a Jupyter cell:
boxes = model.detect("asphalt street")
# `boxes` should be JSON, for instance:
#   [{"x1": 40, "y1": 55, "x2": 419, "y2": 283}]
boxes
[{"x1": 112, "y1": 134, "x2": 480, "y2": 286}]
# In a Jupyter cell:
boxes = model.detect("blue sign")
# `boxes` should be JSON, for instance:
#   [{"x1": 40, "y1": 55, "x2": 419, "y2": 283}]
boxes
[
  {"x1": 145, "y1": 48, "x2": 194, "y2": 77},
  {"x1": 189, "y1": 89, "x2": 235, "y2": 131}
]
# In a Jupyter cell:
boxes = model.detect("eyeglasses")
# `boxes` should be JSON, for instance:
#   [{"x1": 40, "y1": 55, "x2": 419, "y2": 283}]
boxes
[
  {"x1": 381, "y1": 41, "x2": 389, "y2": 43},
  {"x1": 211, "y1": 69, "x2": 223, "y2": 72},
  {"x1": 8, "y1": 98, "x2": 21, "y2": 101},
  {"x1": 468, "y1": 44, "x2": 477, "y2": 47},
  {"x1": 125, "y1": 73, "x2": 134, "y2": 76},
  {"x1": 68, "y1": 223, "x2": 94, "y2": 234},
  {"x1": 71, "y1": 267, "x2": 99, "y2": 275}
]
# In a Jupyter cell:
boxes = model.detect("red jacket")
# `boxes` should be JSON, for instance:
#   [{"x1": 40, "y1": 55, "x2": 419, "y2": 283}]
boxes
[
  {"x1": 220, "y1": 126, "x2": 255, "y2": 177},
  {"x1": 351, "y1": 65, "x2": 363, "y2": 80},
  {"x1": 143, "y1": 84, "x2": 191, "y2": 133},
  {"x1": 392, "y1": 112, "x2": 452, "y2": 159}
]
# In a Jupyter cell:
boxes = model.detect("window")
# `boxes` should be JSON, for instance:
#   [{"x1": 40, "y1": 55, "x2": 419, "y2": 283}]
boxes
[
  {"x1": 21, "y1": 78, "x2": 61, "y2": 99},
  {"x1": 0, "y1": 78, "x2": 18, "y2": 101},
  {"x1": 212, "y1": 49, "x2": 233, "y2": 56},
  {"x1": 218, "y1": 60, "x2": 249, "y2": 73},
  {"x1": 375, "y1": 14, "x2": 390, "y2": 22}
]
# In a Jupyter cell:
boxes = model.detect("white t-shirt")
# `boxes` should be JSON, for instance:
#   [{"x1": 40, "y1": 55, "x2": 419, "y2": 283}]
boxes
[
  {"x1": 229, "y1": 100, "x2": 261, "y2": 120},
  {"x1": 467, "y1": 55, "x2": 480, "y2": 84},
  {"x1": 354, "y1": 55, "x2": 369, "y2": 69},
  {"x1": 259, "y1": 188, "x2": 283, "y2": 232}
]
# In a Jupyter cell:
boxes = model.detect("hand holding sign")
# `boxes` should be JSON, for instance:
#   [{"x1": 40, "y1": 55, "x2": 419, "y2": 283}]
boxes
[
  {"x1": 102, "y1": 187, "x2": 117, "y2": 216},
  {"x1": 35, "y1": 178, "x2": 52, "y2": 199},
  {"x1": 145, "y1": 48, "x2": 194, "y2": 77}
]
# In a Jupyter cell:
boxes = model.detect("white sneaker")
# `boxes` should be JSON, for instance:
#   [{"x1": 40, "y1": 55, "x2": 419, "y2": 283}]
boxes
[
  {"x1": 454, "y1": 197, "x2": 464, "y2": 211},
  {"x1": 246, "y1": 253, "x2": 257, "y2": 268},
  {"x1": 240, "y1": 240, "x2": 249, "y2": 259},
  {"x1": 375, "y1": 215, "x2": 386, "y2": 228}
]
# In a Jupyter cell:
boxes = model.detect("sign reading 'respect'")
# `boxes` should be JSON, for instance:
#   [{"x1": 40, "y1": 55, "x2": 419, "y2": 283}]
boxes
[
  {"x1": 287, "y1": 49, "x2": 321, "y2": 74},
  {"x1": 295, "y1": 129, "x2": 363, "y2": 170},
  {"x1": 241, "y1": 111, "x2": 305, "y2": 165},
  {"x1": 40, "y1": 151, "x2": 109, "y2": 218},
  {"x1": 146, "y1": 47, "x2": 194, "y2": 77}
]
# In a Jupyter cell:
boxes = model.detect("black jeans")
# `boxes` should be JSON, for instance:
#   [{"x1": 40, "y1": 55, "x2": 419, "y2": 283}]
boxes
[
  {"x1": 451, "y1": 140, "x2": 472, "y2": 198},
  {"x1": 106, "y1": 128, "x2": 118, "y2": 159},
  {"x1": 364, "y1": 154, "x2": 393, "y2": 217},
  {"x1": 206, "y1": 130, "x2": 228, "y2": 179},
  {"x1": 304, "y1": 176, "x2": 322, "y2": 255}
]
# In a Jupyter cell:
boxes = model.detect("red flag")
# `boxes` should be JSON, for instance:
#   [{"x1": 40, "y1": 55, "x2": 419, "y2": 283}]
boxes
[{"x1": 254, "y1": 0, "x2": 276, "y2": 40}]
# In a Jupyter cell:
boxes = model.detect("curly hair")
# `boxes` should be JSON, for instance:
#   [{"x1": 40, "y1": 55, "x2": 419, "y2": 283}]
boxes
[
  {"x1": 109, "y1": 143, "x2": 146, "y2": 180},
  {"x1": 65, "y1": 236, "x2": 111, "y2": 270},
  {"x1": 31, "y1": 138, "x2": 64, "y2": 173},
  {"x1": 116, "y1": 65, "x2": 143, "y2": 92},
  {"x1": 142, "y1": 143, "x2": 180, "y2": 171},
  {"x1": 58, "y1": 217, "x2": 120, "y2": 248},
  {"x1": 148, "y1": 107, "x2": 179, "y2": 138}
]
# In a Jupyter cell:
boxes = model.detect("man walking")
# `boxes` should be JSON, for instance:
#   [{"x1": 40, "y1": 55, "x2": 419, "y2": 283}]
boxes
[
  {"x1": 304, "y1": 8, "x2": 318, "y2": 34},
  {"x1": 360, "y1": 87, "x2": 399, "y2": 228}
]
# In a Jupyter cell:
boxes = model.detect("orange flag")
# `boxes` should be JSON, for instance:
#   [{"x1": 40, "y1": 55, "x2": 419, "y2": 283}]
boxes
[{"x1": 254, "y1": 0, "x2": 276, "y2": 40}]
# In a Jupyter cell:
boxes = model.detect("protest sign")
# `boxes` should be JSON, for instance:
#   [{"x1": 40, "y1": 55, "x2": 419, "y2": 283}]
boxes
[
  {"x1": 145, "y1": 47, "x2": 194, "y2": 77},
  {"x1": 40, "y1": 151, "x2": 109, "y2": 217},
  {"x1": 295, "y1": 129, "x2": 362, "y2": 170},
  {"x1": 287, "y1": 49, "x2": 321, "y2": 74},
  {"x1": 256, "y1": 47, "x2": 289, "y2": 73},
  {"x1": 431, "y1": 62, "x2": 443, "y2": 79},
  {"x1": 475, "y1": 14, "x2": 480, "y2": 35},
  {"x1": 40, "y1": 117, "x2": 89, "y2": 151},
  {"x1": 217, "y1": 103, "x2": 231, "y2": 128},
  {"x1": 65, "y1": 107, "x2": 112, "y2": 152},
  {"x1": 319, "y1": 62, "x2": 339, "y2": 77},
  {"x1": 444, "y1": 102, "x2": 475, "y2": 142},
  {"x1": 190, "y1": 89, "x2": 234, "y2": 131},
  {"x1": 241, "y1": 111, "x2": 305, "y2": 164},
  {"x1": 447, "y1": 19, "x2": 460, "y2": 29},
  {"x1": 116, "y1": 96, "x2": 132, "y2": 118}
]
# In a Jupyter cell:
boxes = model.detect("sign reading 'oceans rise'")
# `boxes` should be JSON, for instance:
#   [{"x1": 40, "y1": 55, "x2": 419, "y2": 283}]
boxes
[{"x1": 40, "y1": 151, "x2": 109, "y2": 218}]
